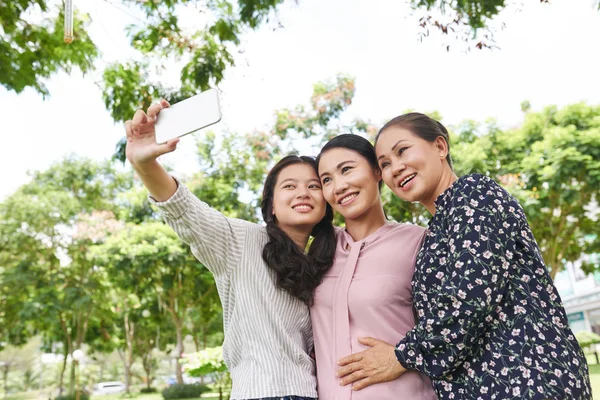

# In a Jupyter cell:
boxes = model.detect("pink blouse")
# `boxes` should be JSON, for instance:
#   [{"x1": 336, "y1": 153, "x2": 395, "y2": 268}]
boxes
[{"x1": 311, "y1": 222, "x2": 436, "y2": 400}]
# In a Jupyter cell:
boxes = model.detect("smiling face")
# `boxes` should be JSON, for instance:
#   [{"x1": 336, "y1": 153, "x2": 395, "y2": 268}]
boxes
[
  {"x1": 375, "y1": 126, "x2": 449, "y2": 207},
  {"x1": 318, "y1": 147, "x2": 382, "y2": 222},
  {"x1": 271, "y1": 163, "x2": 327, "y2": 234}
]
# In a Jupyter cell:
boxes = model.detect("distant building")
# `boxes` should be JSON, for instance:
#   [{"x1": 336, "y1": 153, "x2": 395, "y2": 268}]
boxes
[{"x1": 555, "y1": 253, "x2": 600, "y2": 334}]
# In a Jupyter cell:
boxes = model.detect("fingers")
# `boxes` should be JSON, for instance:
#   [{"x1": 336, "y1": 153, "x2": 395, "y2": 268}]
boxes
[
  {"x1": 158, "y1": 138, "x2": 180, "y2": 155},
  {"x1": 358, "y1": 337, "x2": 377, "y2": 347},
  {"x1": 125, "y1": 120, "x2": 133, "y2": 141},
  {"x1": 337, "y1": 361, "x2": 361, "y2": 378},
  {"x1": 146, "y1": 102, "x2": 163, "y2": 122},
  {"x1": 131, "y1": 109, "x2": 148, "y2": 134},
  {"x1": 340, "y1": 369, "x2": 368, "y2": 386},
  {"x1": 338, "y1": 353, "x2": 363, "y2": 366},
  {"x1": 160, "y1": 99, "x2": 170, "y2": 108},
  {"x1": 352, "y1": 376, "x2": 376, "y2": 391}
]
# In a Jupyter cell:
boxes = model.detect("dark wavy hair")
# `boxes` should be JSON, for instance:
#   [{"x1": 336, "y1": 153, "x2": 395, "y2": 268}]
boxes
[
  {"x1": 316, "y1": 134, "x2": 383, "y2": 190},
  {"x1": 261, "y1": 155, "x2": 336, "y2": 305},
  {"x1": 376, "y1": 112, "x2": 454, "y2": 170}
]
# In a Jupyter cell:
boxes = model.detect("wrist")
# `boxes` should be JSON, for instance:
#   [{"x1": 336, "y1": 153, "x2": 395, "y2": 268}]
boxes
[{"x1": 132, "y1": 159, "x2": 161, "y2": 176}]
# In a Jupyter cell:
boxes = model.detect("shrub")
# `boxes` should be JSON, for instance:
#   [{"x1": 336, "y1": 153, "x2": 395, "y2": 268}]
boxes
[
  {"x1": 55, "y1": 393, "x2": 90, "y2": 400},
  {"x1": 162, "y1": 383, "x2": 209, "y2": 399},
  {"x1": 141, "y1": 387, "x2": 158, "y2": 393}
]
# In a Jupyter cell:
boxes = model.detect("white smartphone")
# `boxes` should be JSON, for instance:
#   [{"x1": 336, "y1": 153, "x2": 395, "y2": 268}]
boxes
[{"x1": 154, "y1": 88, "x2": 222, "y2": 144}]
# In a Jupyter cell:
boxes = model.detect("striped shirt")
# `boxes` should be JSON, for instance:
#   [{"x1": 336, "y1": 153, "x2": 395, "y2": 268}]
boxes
[{"x1": 150, "y1": 181, "x2": 317, "y2": 399}]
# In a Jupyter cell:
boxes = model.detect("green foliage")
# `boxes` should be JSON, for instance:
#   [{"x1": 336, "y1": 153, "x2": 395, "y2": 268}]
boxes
[
  {"x1": 92, "y1": 221, "x2": 217, "y2": 383},
  {"x1": 141, "y1": 387, "x2": 158, "y2": 393},
  {"x1": 409, "y1": 1, "x2": 598, "y2": 50},
  {"x1": 182, "y1": 347, "x2": 230, "y2": 397},
  {"x1": 450, "y1": 102, "x2": 600, "y2": 278},
  {"x1": 1, "y1": 0, "x2": 286, "y2": 123},
  {"x1": 183, "y1": 346, "x2": 228, "y2": 376},
  {"x1": 576, "y1": 331, "x2": 600, "y2": 349},
  {"x1": 413, "y1": 0, "x2": 507, "y2": 31},
  {"x1": 162, "y1": 383, "x2": 209, "y2": 399},
  {"x1": 55, "y1": 393, "x2": 90, "y2": 400},
  {"x1": 0, "y1": 5, "x2": 98, "y2": 96}
]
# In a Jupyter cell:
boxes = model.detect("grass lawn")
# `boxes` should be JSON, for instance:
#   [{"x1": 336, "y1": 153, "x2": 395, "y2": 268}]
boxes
[
  {"x1": 90, "y1": 394, "x2": 214, "y2": 400},
  {"x1": 90, "y1": 390, "x2": 226, "y2": 400},
  {"x1": 587, "y1": 354, "x2": 600, "y2": 399},
  {"x1": 590, "y1": 363, "x2": 600, "y2": 399},
  {"x1": 3, "y1": 389, "x2": 227, "y2": 400}
]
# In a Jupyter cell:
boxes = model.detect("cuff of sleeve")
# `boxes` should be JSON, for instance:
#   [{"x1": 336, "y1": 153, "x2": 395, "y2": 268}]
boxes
[
  {"x1": 395, "y1": 334, "x2": 418, "y2": 371},
  {"x1": 148, "y1": 177, "x2": 190, "y2": 219}
]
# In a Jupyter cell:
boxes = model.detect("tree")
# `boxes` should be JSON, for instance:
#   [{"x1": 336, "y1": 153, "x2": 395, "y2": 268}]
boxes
[
  {"x1": 0, "y1": 338, "x2": 41, "y2": 397},
  {"x1": 93, "y1": 222, "x2": 216, "y2": 384},
  {"x1": 133, "y1": 300, "x2": 176, "y2": 390},
  {"x1": 0, "y1": 157, "x2": 133, "y2": 394},
  {"x1": 409, "y1": 0, "x2": 599, "y2": 50},
  {"x1": 450, "y1": 103, "x2": 600, "y2": 279},
  {"x1": 0, "y1": 3, "x2": 97, "y2": 96},
  {"x1": 1, "y1": 0, "x2": 287, "y2": 118}
]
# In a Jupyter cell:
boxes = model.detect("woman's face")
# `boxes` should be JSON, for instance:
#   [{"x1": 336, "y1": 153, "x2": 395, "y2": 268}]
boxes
[
  {"x1": 272, "y1": 163, "x2": 327, "y2": 232},
  {"x1": 318, "y1": 148, "x2": 381, "y2": 221},
  {"x1": 375, "y1": 126, "x2": 447, "y2": 205}
]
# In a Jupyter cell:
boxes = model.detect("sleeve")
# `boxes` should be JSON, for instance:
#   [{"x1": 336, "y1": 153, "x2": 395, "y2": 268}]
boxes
[
  {"x1": 149, "y1": 177, "x2": 251, "y2": 278},
  {"x1": 395, "y1": 177, "x2": 523, "y2": 379}
]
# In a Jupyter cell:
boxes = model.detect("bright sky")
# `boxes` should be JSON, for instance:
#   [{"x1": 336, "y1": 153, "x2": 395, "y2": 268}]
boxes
[{"x1": 1, "y1": 0, "x2": 599, "y2": 200}]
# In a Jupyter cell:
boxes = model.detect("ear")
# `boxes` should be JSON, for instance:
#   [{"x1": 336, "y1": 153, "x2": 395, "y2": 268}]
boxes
[
  {"x1": 434, "y1": 136, "x2": 449, "y2": 159},
  {"x1": 373, "y1": 167, "x2": 382, "y2": 182},
  {"x1": 272, "y1": 207, "x2": 276, "y2": 216}
]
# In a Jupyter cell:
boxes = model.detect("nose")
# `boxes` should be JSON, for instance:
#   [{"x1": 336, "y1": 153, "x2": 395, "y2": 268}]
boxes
[
  {"x1": 334, "y1": 178, "x2": 349, "y2": 195},
  {"x1": 296, "y1": 185, "x2": 310, "y2": 198},
  {"x1": 392, "y1": 158, "x2": 405, "y2": 176}
]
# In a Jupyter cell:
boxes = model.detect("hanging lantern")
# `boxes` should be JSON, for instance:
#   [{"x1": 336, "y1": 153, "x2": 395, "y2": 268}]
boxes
[{"x1": 64, "y1": 0, "x2": 73, "y2": 44}]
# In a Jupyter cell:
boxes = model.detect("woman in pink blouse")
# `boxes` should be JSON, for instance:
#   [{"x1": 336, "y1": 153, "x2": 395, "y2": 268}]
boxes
[{"x1": 312, "y1": 134, "x2": 436, "y2": 400}]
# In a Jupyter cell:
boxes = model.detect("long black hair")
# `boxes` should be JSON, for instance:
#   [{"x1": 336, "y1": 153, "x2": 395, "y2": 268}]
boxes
[
  {"x1": 376, "y1": 112, "x2": 454, "y2": 169},
  {"x1": 261, "y1": 155, "x2": 336, "y2": 305}
]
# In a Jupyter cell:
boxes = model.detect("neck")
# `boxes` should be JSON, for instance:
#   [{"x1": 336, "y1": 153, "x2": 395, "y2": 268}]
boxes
[
  {"x1": 423, "y1": 166, "x2": 458, "y2": 215},
  {"x1": 279, "y1": 225, "x2": 311, "y2": 250},
  {"x1": 344, "y1": 203, "x2": 387, "y2": 241}
]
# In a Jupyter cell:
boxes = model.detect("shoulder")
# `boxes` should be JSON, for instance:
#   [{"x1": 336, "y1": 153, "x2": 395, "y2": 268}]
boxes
[
  {"x1": 381, "y1": 222, "x2": 426, "y2": 251},
  {"x1": 449, "y1": 174, "x2": 512, "y2": 211},
  {"x1": 245, "y1": 220, "x2": 268, "y2": 237},
  {"x1": 444, "y1": 174, "x2": 526, "y2": 232},
  {"x1": 388, "y1": 221, "x2": 426, "y2": 236}
]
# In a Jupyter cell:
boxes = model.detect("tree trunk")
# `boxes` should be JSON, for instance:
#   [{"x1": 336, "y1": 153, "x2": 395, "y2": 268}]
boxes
[
  {"x1": 142, "y1": 353, "x2": 153, "y2": 389},
  {"x1": 175, "y1": 318, "x2": 184, "y2": 384},
  {"x1": 2, "y1": 366, "x2": 9, "y2": 399},
  {"x1": 58, "y1": 344, "x2": 68, "y2": 396},
  {"x1": 99, "y1": 359, "x2": 105, "y2": 383},
  {"x1": 123, "y1": 313, "x2": 134, "y2": 393},
  {"x1": 69, "y1": 350, "x2": 76, "y2": 395}
]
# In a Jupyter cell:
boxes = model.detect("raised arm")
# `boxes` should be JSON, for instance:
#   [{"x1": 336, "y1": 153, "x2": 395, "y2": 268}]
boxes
[
  {"x1": 124, "y1": 100, "x2": 249, "y2": 278},
  {"x1": 125, "y1": 99, "x2": 179, "y2": 201}
]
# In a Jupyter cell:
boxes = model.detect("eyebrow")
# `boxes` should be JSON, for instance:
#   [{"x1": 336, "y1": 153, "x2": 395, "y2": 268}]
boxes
[
  {"x1": 279, "y1": 178, "x2": 298, "y2": 185},
  {"x1": 377, "y1": 139, "x2": 407, "y2": 161},
  {"x1": 280, "y1": 178, "x2": 321, "y2": 185},
  {"x1": 319, "y1": 160, "x2": 356, "y2": 178}
]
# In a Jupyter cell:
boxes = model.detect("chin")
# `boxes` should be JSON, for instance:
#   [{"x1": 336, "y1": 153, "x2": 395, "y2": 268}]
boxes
[{"x1": 393, "y1": 189, "x2": 416, "y2": 203}]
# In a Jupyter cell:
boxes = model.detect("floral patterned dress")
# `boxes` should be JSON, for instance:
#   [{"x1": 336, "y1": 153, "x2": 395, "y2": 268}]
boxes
[{"x1": 394, "y1": 174, "x2": 591, "y2": 399}]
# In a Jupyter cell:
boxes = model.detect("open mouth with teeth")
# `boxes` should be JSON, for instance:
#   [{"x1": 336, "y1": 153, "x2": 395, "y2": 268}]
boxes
[
  {"x1": 339, "y1": 193, "x2": 358, "y2": 205},
  {"x1": 292, "y1": 204, "x2": 313, "y2": 211},
  {"x1": 400, "y1": 173, "x2": 416, "y2": 188}
]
